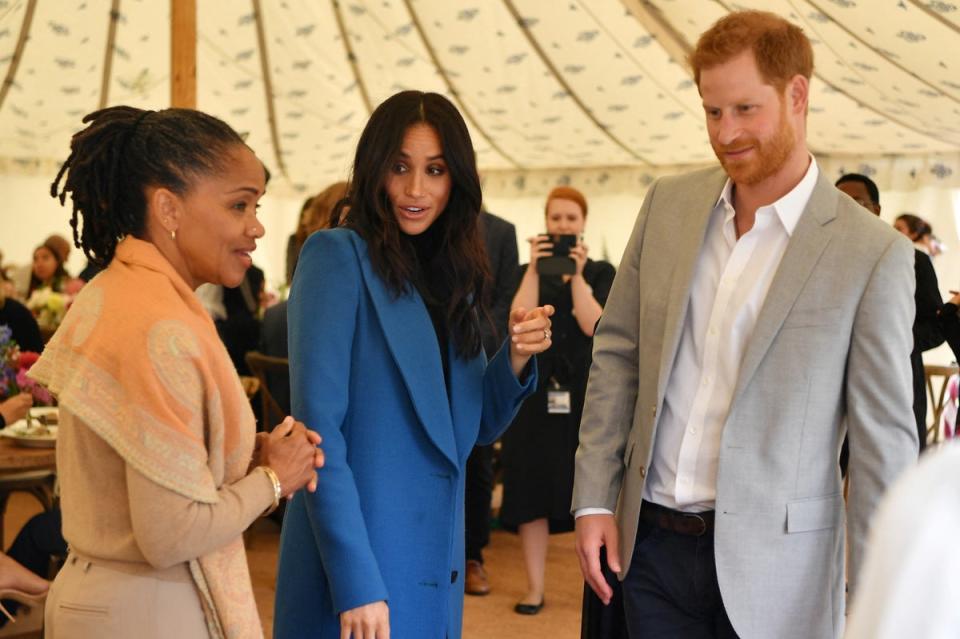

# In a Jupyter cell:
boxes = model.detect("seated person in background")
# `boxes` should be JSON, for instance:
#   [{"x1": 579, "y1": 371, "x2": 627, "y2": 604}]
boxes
[
  {"x1": 197, "y1": 264, "x2": 265, "y2": 376},
  {"x1": 1, "y1": 511, "x2": 64, "y2": 630},
  {"x1": 23, "y1": 238, "x2": 70, "y2": 301},
  {"x1": 0, "y1": 288, "x2": 44, "y2": 353},
  {"x1": 0, "y1": 394, "x2": 31, "y2": 429},
  {"x1": 0, "y1": 551, "x2": 49, "y2": 630}
]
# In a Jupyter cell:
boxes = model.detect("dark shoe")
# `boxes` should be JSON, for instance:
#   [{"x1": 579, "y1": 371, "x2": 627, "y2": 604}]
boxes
[
  {"x1": 465, "y1": 560, "x2": 490, "y2": 596},
  {"x1": 513, "y1": 600, "x2": 544, "y2": 615}
]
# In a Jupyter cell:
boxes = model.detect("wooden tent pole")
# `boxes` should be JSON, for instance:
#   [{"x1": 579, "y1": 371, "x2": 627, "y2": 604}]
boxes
[{"x1": 170, "y1": 0, "x2": 197, "y2": 108}]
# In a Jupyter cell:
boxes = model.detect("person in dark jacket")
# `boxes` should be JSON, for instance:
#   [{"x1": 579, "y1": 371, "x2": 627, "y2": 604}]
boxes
[{"x1": 837, "y1": 173, "x2": 943, "y2": 454}]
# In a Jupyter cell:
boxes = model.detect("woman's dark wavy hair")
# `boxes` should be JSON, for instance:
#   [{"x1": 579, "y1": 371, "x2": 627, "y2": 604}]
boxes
[
  {"x1": 343, "y1": 90, "x2": 488, "y2": 359},
  {"x1": 50, "y1": 106, "x2": 247, "y2": 266}
]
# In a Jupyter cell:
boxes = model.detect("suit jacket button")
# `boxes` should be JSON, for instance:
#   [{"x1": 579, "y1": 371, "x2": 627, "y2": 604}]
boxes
[
  {"x1": 639, "y1": 466, "x2": 646, "y2": 477},
  {"x1": 451, "y1": 570, "x2": 458, "y2": 583}
]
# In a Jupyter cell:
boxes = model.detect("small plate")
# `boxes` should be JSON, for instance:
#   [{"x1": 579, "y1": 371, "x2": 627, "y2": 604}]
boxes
[{"x1": 1, "y1": 408, "x2": 58, "y2": 448}]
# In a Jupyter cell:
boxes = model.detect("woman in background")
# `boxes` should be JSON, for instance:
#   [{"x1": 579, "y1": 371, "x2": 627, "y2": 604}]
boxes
[
  {"x1": 274, "y1": 90, "x2": 553, "y2": 639},
  {"x1": 32, "y1": 105, "x2": 323, "y2": 638},
  {"x1": 24, "y1": 239, "x2": 69, "y2": 300},
  {"x1": 500, "y1": 186, "x2": 615, "y2": 615}
]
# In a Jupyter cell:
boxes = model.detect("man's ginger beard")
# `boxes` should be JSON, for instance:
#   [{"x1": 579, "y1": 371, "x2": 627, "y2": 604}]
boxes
[{"x1": 713, "y1": 97, "x2": 795, "y2": 186}]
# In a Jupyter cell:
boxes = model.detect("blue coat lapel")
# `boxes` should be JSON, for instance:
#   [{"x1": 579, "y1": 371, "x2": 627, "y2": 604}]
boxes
[
  {"x1": 448, "y1": 340, "x2": 485, "y2": 463},
  {"x1": 348, "y1": 235, "x2": 459, "y2": 469}
]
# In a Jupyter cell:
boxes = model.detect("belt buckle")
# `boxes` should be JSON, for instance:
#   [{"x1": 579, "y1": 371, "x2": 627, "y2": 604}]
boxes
[{"x1": 682, "y1": 513, "x2": 707, "y2": 536}]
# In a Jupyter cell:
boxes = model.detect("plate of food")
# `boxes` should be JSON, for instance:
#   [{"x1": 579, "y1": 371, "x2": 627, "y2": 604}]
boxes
[{"x1": 1, "y1": 408, "x2": 58, "y2": 448}]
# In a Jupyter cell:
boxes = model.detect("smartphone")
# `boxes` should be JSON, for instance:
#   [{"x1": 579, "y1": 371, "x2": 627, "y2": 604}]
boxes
[{"x1": 538, "y1": 234, "x2": 579, "y2": 276}]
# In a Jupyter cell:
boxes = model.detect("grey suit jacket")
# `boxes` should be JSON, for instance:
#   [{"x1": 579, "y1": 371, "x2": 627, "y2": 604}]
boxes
[{"x1": 573, "y1": 166, "x2": 918, "y2": 639}]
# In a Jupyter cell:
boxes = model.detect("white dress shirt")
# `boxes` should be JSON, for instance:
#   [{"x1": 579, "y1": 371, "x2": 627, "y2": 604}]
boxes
[
  {"x1": 645, "y1": 159, "x2": 819, "y2": 512},
  {"x1": 576, "y1": 158, "x2": 819, "y2": 518}
]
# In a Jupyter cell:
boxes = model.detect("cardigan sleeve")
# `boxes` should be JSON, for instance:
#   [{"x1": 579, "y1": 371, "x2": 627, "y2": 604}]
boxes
[{"x1": 127, "y1": 465, "x2": 275, "y2": 569}]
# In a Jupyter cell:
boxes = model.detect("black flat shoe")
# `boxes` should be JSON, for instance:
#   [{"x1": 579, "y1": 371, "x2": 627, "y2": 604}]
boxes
[{"x1": 514, "y1": 600, "x2": 545, "y2": 615}]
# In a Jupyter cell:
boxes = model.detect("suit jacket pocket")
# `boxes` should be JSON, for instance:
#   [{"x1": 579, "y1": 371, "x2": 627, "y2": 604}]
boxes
[
  {"x1": 785, "y1": 493, "x2": 843, "y2": 533},
  {"x1": 781, "y1": 306, "x2": 842, "y2": 329}
]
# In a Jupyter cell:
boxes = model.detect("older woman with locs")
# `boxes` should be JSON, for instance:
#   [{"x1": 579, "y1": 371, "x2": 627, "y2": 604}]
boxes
[
  {"x1": 273, "y1": 90, "x2": 554, "y2": 639},
  {"x1": 30, "y1": 106, "x2": 324, "y2": 638}
]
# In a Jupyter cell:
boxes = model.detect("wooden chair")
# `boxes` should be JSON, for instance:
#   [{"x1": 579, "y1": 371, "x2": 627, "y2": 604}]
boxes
[
  {"x1": 244, "y1": 351, "x2": 289, "y2": 431},
  {"x1": 924, "y1": 363, "x2": 959, "y2": 444}
]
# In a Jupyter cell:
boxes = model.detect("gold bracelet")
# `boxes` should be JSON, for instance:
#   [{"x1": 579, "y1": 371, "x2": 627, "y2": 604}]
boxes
[{"x1": 260, "y1": 466, "x2": 282, "y2": 516}]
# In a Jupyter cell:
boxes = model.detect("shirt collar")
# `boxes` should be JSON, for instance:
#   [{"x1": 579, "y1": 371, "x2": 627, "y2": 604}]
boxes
[{"x1": 715, "y1": 156, "x2": 819, "y2": 237}]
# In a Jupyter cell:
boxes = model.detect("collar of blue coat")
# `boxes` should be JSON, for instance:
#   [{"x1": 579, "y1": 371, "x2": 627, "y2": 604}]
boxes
[{"x1": 343, "y1": 230, "x2": 477, "y2": 470}]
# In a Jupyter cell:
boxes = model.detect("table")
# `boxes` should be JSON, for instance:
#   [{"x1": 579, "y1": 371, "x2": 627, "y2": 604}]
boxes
[{"x1": 0, "y1": 437, "x2": 56, "y2": 472}]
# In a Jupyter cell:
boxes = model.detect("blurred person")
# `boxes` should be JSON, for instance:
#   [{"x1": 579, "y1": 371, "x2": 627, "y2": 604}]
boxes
[
  {"x1": 837, "y1": 173, "x2": 942, "y2": 452},
  {"x1": 286, "y1": 182, "x2": 349, "y2": 285},
  {"x1": 0, "y1": 552, "x2": 49, "y2": 635},
  {"x1": 463, "y1": 209, "x2": 519, "y2": 597},
  {"x1": 273, "y1": 90, "x2": 553, "y2": 639},
  {"x1": 0, "y1": 287, "x2": 44, "y2": 353},
  {"x1": 894, "y1": 213, "x2": 943, "y2": 257},
  {"x1": 285, "y1": 196, "x2": 314, "y2": 285},
  {"x1": 845, "y1": 442, "x2": 960, "y2": 639},
  {"x1": 24, "y1": 238, "x2": 69, "y2": 300},
  {"x1": 32, "y1": 105, "x2": 324, "y2": 638},
  {"x1": 574, "y1": 12, "x2": 916, "y2": 639},
  {"x1": 500, "y1": 186, "x2": 615, "y2": 614}
]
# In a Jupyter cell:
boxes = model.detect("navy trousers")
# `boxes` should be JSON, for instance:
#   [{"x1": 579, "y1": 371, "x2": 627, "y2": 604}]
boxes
[{"x1": 621, "y1": 515, "x2": 739, "y2": 639}]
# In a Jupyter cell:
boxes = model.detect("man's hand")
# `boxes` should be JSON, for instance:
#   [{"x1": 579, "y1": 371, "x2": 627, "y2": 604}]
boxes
[{"x1": 575, "y1": 514, "x2": 621, "y2": 605}]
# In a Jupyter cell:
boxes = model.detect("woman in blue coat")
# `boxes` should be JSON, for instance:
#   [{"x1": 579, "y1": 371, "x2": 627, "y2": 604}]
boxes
[{"x1": 274, "y1": 91, "x2": 554, "y2": 639}]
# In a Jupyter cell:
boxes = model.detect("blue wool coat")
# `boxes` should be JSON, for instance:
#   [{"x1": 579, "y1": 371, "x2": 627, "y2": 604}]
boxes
[{"x1": 274, "y1": 229, "x2": 536, "y2": 639}]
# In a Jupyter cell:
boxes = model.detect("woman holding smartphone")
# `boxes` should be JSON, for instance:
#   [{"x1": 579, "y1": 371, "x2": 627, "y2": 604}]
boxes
[{"x1": 501, "y1": 186, "x2": 616, "y2": 614}]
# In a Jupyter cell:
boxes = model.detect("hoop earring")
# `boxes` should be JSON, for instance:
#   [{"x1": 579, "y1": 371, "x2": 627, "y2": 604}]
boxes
[{"x1": 170, "y1": 229, "x2": 176, "y2": 241}]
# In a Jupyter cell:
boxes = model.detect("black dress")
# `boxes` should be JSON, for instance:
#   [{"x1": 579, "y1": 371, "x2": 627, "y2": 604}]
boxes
[{"x1": 500, "y1": 258, "x2": 615, "y2": 533}]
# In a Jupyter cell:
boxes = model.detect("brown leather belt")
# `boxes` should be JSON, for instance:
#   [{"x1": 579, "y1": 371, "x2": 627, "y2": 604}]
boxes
[{"x1": 639, "y1": 500, "x2": 715, "y2": 537}]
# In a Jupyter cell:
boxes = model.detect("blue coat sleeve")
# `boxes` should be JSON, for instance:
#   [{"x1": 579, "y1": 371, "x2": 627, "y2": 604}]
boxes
[
  {"x1": 477, "y1": 342, "x2": 537, "y2": 446},
  {"x1": 287, "y1": 231, "x2": 390, "y2": 613}
]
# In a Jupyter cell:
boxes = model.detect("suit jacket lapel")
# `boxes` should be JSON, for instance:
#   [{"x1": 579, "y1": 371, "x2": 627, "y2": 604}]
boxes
[
  {"x1": 657, "y1": 169, "x2": 728, "y2": 399},
  {"x1": 349, "y1": 236, "x2": 459, "y2": 469},
  {"x1": 730, "y1": 174, "x2": 837, "y2": 405}
]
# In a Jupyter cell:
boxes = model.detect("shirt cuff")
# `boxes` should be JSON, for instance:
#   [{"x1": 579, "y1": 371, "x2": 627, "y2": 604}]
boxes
[{"x1": 574, "y1": 507, "x2": 614, "y2": 518}]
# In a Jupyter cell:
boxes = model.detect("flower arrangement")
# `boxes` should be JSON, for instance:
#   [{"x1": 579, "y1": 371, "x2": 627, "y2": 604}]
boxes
[
  {"x1": 0, "y1": 325, "x2": 53, "y2": 405},
  {"x1": 25, "y1": 286, "x2": 68, "y2": 330}
]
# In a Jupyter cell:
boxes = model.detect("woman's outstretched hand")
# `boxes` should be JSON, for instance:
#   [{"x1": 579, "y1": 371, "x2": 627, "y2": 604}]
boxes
[
  {"x1": 256, "y1": 416, "x2": 324, "y2": 497},
  {"x1": 508, "y1": 304, "x2": 555, "y2": 377}
]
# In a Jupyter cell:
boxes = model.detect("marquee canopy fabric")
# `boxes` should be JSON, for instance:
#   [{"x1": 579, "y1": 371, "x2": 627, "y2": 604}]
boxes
[{"x1": 0, "y1": 0, "x2": 958, "y2": 196}]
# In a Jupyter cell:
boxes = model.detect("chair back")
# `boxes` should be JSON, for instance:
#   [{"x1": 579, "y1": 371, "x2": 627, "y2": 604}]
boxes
[
  {"x1": 924, "y1": 363, "x2": 959, "y2": 443},
  {"x1": 244, "y1": 351, "x2": 290, "y2": 430}
]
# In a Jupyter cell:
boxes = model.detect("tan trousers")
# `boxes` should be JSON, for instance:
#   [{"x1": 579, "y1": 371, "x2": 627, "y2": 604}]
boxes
[{"x1": 45, "y1": 552, "x2": 209, "y2": 638}]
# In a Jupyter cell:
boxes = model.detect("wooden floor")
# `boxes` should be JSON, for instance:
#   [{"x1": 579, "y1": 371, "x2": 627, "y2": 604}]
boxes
[{"x1": 5, "y1": 494, "x2": 584, "y2": 638}]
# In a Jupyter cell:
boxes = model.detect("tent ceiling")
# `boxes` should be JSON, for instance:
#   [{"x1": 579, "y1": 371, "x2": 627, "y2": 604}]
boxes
[{"x1": 0, "y1": 0, "x2": 957, "y2": 196}]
